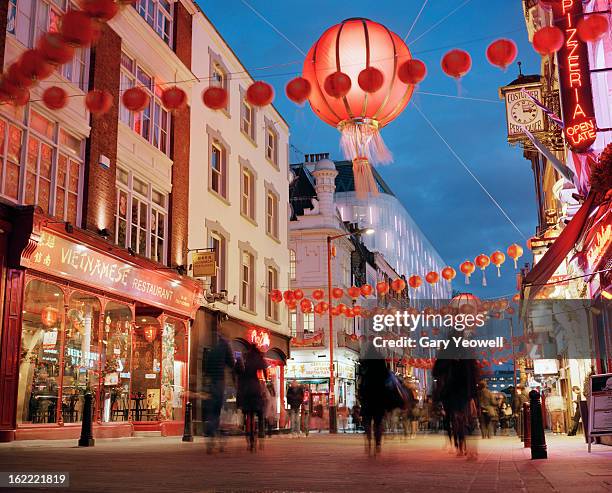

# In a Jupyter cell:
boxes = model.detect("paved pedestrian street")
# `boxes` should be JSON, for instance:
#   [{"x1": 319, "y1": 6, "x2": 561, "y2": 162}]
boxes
[{"x1": 0, "y1": 433, "x2": 610, "y2": 493}]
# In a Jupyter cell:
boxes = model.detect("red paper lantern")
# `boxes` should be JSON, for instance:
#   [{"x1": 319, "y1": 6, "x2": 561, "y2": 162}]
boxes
[
  {"x1": 425, "y1": 271, "x2": 439, "y2": 285},
  {"x1": 512, "y1": 293, "x2": 520, "y2": 304},
  {"x1": 345, "y1": 308, "x2": 355, "y2": 318},
  {"x1": 11, "y1": 87, "x2": 30, "y2": 106},
  {"x1": 441, "y1": 266, "x2": 456, "y2": 281},
  {"x1": 352, "y1": 305, "x2": 362, "y2": 316},
  {"x1": 82, "y1": 0, "x2": 119, "y2": 22},
  {"x1": 60, "y1": 10, "x2": 97, "y2": 47},
  {"x1": 507, "y1": 243, "x2": 523, "y2": 269},
  {"x1": 85, "y1": 89, "x2": 112, "y2": 115},
  {"x1": 41, "y1": 306, "x2": 59, "y2": 327},
  {"x1": 347, "y1": 286, "x2": 361, "y2": 299},
  {"x1": 460, "y1": 260, "x2": 475, "y2": 284},
  {"x1": 142, "y1": 325, "x2": 158, "y2": 343},
  {"x1": 323, "y1": 71, "x2": 352, "y2": 98},
  {"x1": 577, "y1": 14, "x2": 609, "y2": 43},
  {"x1": 532, "y1": 26, "x2": 564, "y2": 55},
  {"x1": 19, "y1": 50, "x2": 54, "y2": 81},
  {"x1": 441, "y1": 49, "x2": 472, "y2": 79},
  {"x1": 490, "y1": 250, "x2": 506, "y2": 277},
  {"x1": 122, "y1": 87, "x2": 149, "y2": 112},
  {"x1": 391, "y1": 278, "x2": 407, "y2": 292},
  {"x1": 407, "y1": 275, "x2": 421, "y2": 290},
  {"x1": 246, "y1": 81, "x2": 274, "y2": 107},
  {"x1": 38, "y1": 32, "x2": 75, "y2": 65},
  {"x1": 330, "y1": 305, "x2": 341, "y2": 317},
  {"x1": 202, "y1": 86, "x2": 228, "y2": 110},
  {"x1": 269, "y1": 289, "x2": 283, "y2": 303},
  {"x1": 300, "y1": 298, "x2": 312, "y2": 313},
  {"x1": 376, "y1": 281, "x2": 389, "y2": 295},
  {"x1": 398, "y1": 59, "x2": 426, "y2": 85},
  {"x1": 161, "y1": 86, "x2": 187, "y2": 111},
  {"x1": 312, "y1": 289, "x2": 325, "y2": 301},
  {"x1": 314, "y1": 301, "x2": 329, "y2": 314},
  {"x1": 331, "y1": 287, "x2": 344, "y2": 299},
  {"x1": 43, "y1": 86, "x2": 68, "y2": 110},
  {"x1": 293, "y1": 289, "x2": 305, "y2": 301},
  {"x1": 6, "y1": 63, "x2": 33, "y2": 89},
  {"x1": 283, "y1": 290, "x2": 295, "y2": 302},
  {"x1": 286, "y1": 300, "x2": 297, "y2": 311},
  {"x1": 360, "y1": 284, "x2": 373, "y2": 297},
  {"x1": 358, "y1": 66, "x2": 384, "y2": 93},
  {"x1": 486, "y1": 39, "x2": 517, "y2": 70},
  {"x1": 285, "y1": 77, "x2": 311, "y2": 105}
]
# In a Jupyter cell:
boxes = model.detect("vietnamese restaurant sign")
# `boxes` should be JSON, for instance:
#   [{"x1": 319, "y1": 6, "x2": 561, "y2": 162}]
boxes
[
  {"x1": 552, "y1": 0, "x2": 597, "y2": 152},
  {"x1": 22, "y1": 231, "x2": 202, "y2": 318}
]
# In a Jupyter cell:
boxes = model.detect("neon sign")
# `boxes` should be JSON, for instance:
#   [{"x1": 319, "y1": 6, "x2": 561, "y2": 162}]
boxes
[
  {"x1": 248, "y1": 328, "x2": 270, "y2": 351},
  {"x1": 553, "y1": 0, "x2": 597, "y2": 152}
]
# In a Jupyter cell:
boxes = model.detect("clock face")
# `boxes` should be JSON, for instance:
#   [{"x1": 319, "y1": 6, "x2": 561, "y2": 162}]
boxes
[{"x1": 510, "y1": 99, "x2": 538, "y2": 125}]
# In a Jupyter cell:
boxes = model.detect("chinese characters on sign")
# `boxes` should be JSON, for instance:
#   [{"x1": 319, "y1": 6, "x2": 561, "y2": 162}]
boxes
[
  {"x1": 553, "y1": 0, "x2": 597, "y2": 152},
  {"x1": 22, "y1": 231, "x2": 202, "y2": 317},
  {"x1": 191, "y1": 251, "x2": 217, "y2": 277}
]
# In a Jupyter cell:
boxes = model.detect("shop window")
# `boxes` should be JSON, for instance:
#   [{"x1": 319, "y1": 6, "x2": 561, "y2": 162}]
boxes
[
  {"x1": 115, "y1": 168, "x2": 168, "y2": 264},
  {"x1": 132, "y1": 316, "x2": 162, "y2": 421},
  {"x1": 17, "y1": 280, "x2": 64, "y2": 424},
  {"x1": 62, "y1": 292, "x2": 102, "y2": 423},
  {"x1": 100, "y1": 302, "x2": 132, "y2": 423},
  {"x1": 0, "y1": 108, "x2": 84, "y2": 223},
  {"x1": 119, "y1": 52, "x2": 170, "y2": 155},
  {"x1": 160, "y1": 318, "x2": 186, "y2": 421}
]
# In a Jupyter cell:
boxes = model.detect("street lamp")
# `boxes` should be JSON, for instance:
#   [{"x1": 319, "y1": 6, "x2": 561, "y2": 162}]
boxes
[{"x1": 326, "y1": 227, "x2": 374, "y2": 433}]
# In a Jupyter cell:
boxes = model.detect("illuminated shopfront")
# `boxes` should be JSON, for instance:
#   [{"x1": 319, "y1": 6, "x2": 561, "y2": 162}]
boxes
[{"x1": 0, "y1": 213, "x2": 202, "y2": 442}]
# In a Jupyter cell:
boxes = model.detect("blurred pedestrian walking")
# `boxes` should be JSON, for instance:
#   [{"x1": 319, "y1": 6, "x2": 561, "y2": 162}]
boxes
[
  {"x1": 477, "y1": 380, "x2": 496, "y2": 439},
  {"x1": 235, "y1": 342, "x2": 268, "y2": 452},
  {"x1": 286, "y1": 380, "x2": 304, "y2": 437},
  {"x1": 202, "y1": 334, "x2": 235, "y2": 454}
]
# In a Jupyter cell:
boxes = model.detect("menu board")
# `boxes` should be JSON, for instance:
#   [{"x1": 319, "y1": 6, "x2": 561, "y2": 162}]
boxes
[{"x1": 588, "y1": 373, "x2": 612, "y2": 452}]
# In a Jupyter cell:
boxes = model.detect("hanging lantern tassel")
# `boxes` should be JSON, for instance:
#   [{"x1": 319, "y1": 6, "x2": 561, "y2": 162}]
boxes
[
  {"x1": 352, "y1": 157, "x2": 378, "y2": 201},
  {"x1": 482, "y1": 269, "x2": 487, "y2": 287},
  {"x1": 465, "y1": 273, "x2": 470, "y2": 285}
]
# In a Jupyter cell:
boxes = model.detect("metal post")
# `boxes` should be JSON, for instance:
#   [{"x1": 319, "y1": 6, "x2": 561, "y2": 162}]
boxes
[
  {"x1": 182, "y1": 401, "x2": 193, "y2": 442},
  {"x1": 78, "y1": 392, "x2": 95, "y2": 447},
  {"x1": 523, "y1": 401, "x2": 531, "y2": 448},
  {"x1": 327, "y1": 236, "x2": 337, "y2": 434},
  {"x1": 529, "y1": 389, "x2": 548, "y2": 459}
]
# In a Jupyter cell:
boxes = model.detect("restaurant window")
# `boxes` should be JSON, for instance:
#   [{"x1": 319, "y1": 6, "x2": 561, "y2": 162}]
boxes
[
  {"x1": 0, "y1": 107, "x2": 84, "y2": 225},
  {"x1": 240, "y1": 250, "x2": 255, "y2": 311},
  {"x1": 101, "y1": 302, "x2": 132, "y2": 423},
  {"x1": 17, "y1": 279, "x2": 64, "y2": 424},
  {"x1": 8, "y1": 0, "x2": 89, "y2": 91},
  {"x1": 208, "y1": 231, "x2": 226, "y2": 292},
  {"x1": 303, "y1": 312, "x2": 314, "y2": 334},
  {"x1": 120, "y1": 52, "x2": 170, "y2": 155},
  {"x1": 241, "y1": 167, "x2": 255, "y2": 220},
  {"x1": 115, "y1": 168, "x2": 168, "y2": 264},
  {"x1": 134, "y1": 0, "x2": 173, "y2": 46},
  {"x1": 289, "y1": 249, "x2": 296, "y2": 280},
  {"x1": 210, "y1": 142, "x2": 227, "y2": 198},
  {"x1": 265, "y1": 124, "x2": 278, "y2": 165},
  {"x1": 266, "y1": 266, "x2": 279, "y2": 322},
  {"x1": 266, "y1": 190, "x2": 279, "y2": 239}
]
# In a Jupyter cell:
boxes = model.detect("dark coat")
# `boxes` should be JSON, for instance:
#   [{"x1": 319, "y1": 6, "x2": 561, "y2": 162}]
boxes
[
  {"x1": 235, "y1": 347, "x2": 268, "y2": 414},
  {"x1": 286, "y1": 385, "x2": 304, "y2": 409},
  {"x1": 204, "y1": 337, "x2": 235, "y2": 401},
  {"x1": 358, "y1": 343, "x2": 388, "y2": 417},
  {"x1": 432, "y1": 358, "x2": 479, "y2": 415}
]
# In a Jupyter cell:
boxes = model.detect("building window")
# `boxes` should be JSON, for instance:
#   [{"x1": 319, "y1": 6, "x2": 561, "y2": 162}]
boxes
[
  {"x1": 240, "y1": 95, "x2": 255, "y2": 142},
  {"x1": 120, "y1": 52, "x2": 170, "y2": 155},
  {"x1": 289, "y1": 310, "x2": 297, "y2": 338},
  {"x1": 8, "y1": 0, "x2": 89, "y2": 91},
  {"x1": 115, "y1": 168, "x2": 168, "y2": 264},
  {"x1": 265, "y1": 125, "x2": 278, "y2": 165},
  {"x1": 266, "y1": 266, "x2": 279, "y2": 322},
  {"x1": 208, "y1": 231, "x2": 226, "y2": 293},
  {"x1": 209, "y1": 141, "x2": 227, "y2": 199},
  {"x1": 240, "y1": 251, "x2": 255, "y2": 311},
  {"x1": 266, "y1": 190, "x2": 279, "y2": 239},
  {"x1": 303, "y1": 313, "x2": 314, "y2": 334},
  {"x1": 135, "y1": 0, "x2": 173, "y2": 46},
  {"x1": 241, "y1": 167, "x2": 255, "y2": 220},
  {"x1": 0, "y1": 107, "x2": 84, "y2": 224},
  {"x1": 289, "y1": 249, "x2": 296, "y2": 280}
]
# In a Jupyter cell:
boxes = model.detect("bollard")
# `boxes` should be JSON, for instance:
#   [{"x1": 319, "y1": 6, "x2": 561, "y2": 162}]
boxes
[
  {"x1": 529, "y1": 390, "x2": 548, "y2": 459},
  {"x1": 78, "y1": 392, "x2": 95, "y2": 447},
  {"x1": 182, "y1": 401, "x2": 194, "y2": 442},
  {"x1": 523, "y1": 402, "x2": 531, "y2": 449}
]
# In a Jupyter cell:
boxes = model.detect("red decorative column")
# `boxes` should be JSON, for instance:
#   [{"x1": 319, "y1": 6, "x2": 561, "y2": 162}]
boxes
[{"x1": 82, "y1": 24, "x2": 121, "y2": 234}]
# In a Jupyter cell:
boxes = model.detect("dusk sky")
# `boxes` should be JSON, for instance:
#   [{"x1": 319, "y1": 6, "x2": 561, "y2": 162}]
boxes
[{"x1": 199, "y1": 0, "x2": 543, "y2": 299}]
